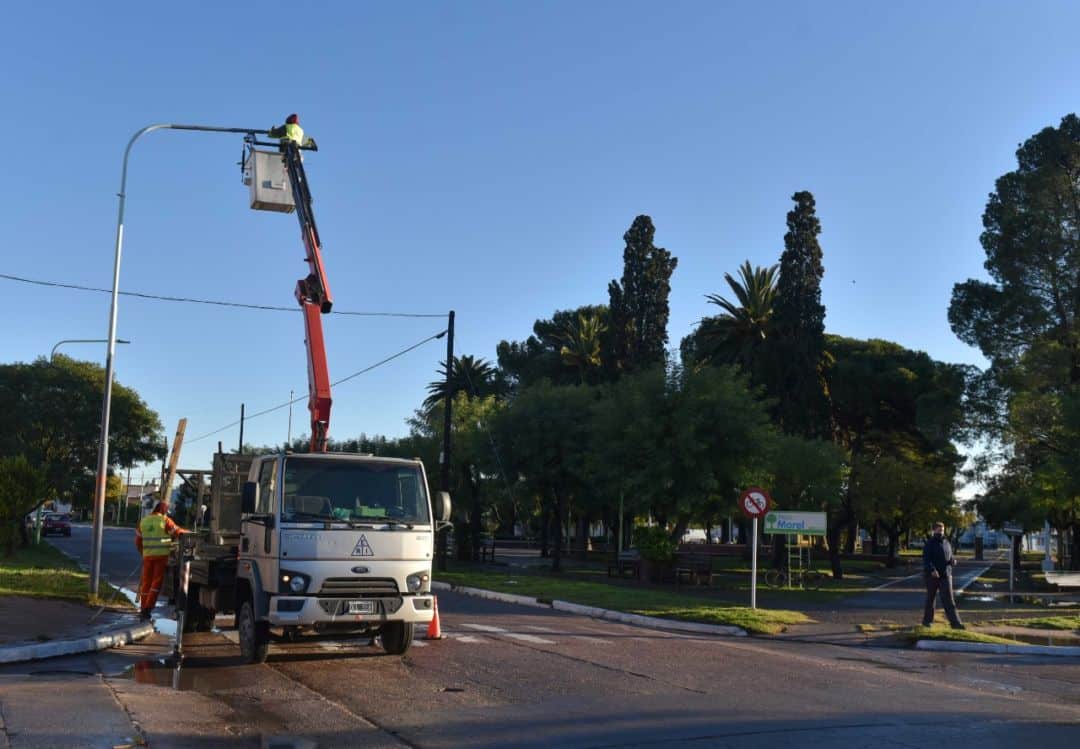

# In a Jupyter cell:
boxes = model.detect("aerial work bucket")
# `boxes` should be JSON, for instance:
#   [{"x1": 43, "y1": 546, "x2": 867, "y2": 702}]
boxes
[{"x1": 242, "y1": 148, "x2": 295, "y2": 213}]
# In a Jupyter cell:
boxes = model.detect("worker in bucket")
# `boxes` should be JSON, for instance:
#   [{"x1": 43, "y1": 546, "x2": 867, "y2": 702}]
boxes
[
  {"x1": 269, "y1": 113, "x2": 316, "y2": 150},
  {"x1": 134, "y1": 502, "x2": 188, "y2": 620}
]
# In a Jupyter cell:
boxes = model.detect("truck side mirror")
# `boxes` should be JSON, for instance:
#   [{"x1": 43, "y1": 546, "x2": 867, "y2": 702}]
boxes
[
  {"x1": 434, "y1": 491, "x2": 452, "y2": 523},
  {"x1": 241, "y1": 482, "x2": 257, "y2": 514}
]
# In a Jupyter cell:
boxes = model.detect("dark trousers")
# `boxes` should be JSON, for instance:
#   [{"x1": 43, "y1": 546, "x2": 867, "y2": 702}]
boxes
[{"x1": 923, "y1": 572, "x2": 963, "y2": 627}]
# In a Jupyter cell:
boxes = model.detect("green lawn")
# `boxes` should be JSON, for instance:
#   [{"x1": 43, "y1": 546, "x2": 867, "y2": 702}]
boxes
[
  {"x1": 0, "y1": 543, "x2": 91, "y2": 602},
  {"x1": 988, "y1": 615, "x2": 1080, "y2": 631},
  {"x1": 436, "y1": 568, "x2": 810, "y2": 634}
]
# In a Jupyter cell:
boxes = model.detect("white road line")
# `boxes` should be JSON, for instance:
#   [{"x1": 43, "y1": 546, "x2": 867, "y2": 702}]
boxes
[
  {"x1": 571, "y1": 635, "x2": 612, "y2": 645},
  {"x1": 505, "y1": 633, "x2": 556, "y2": 645},
  {"x1": 411, "y1": 640, "x2": 428, "y2": 647},
  {"x1": 461, "y1": 623, "x2": 507, "y2": 633},
  {"x1": 871, "y1": 572, "x2": 922, "y2": 591},
  {"x1": 522, "y1": 625, "x2": 558, "y2": 633},
  {"x1": 453, "y1": 635, "x2": 483, "y2": 643}
]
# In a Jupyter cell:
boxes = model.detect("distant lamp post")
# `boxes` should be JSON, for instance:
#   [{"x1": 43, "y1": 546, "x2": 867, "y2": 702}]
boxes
[{"x1": 51, "y1": 338, "x2": 130, "y2": 362}]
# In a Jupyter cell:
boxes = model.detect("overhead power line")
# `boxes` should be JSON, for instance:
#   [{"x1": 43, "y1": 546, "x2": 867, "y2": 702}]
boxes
[
  {"x1": 0, "y1": 272, "x2": 445, "y2": 318},
  {"x1": 186, "y1": 328, "x2": 448, "y2": 444}
]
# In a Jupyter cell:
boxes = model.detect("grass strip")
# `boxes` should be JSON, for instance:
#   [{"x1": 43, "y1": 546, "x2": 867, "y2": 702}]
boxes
[
  {"x1": 0, "y1": 543, "x2": 91, "y2": 601},
  {"x1": 437, "y1": 568, "x2": 810, "y2": 634},
  {"x1": 988, "y1": 616, "x2": 1080, "y2": 631}
]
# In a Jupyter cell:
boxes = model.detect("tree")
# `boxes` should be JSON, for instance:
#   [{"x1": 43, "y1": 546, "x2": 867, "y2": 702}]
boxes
[
  {"x1": 769, "y1": 191, "x2": 831, "y2": 438},
  {"x1": 608, "y1": 216, "x2": 678, "y2": 373},
  {"x1": 497, "y1": 305, "x2": 613, "y2": 391},
  {"x1": 0, "y1": 456, "x2": 46, "y2": 555},
  {"x1": 0, "y1": 357, "x2": 162, "y2": 510},
  {"x1": 949, "y1": 114, "x2": 1080, "y2": 568},
  {"x1": 423, "y1": 355, "x2": 499, "y2": 411},
  {"x1": 558, "y1": 312, "x2": 608, "y2": 384}
]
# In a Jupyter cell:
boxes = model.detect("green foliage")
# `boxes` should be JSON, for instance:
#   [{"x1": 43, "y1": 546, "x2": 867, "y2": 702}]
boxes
[
  {"x1": 948, "y1": 114, "x2": 1080, "y2": 565},
  {"x1": 424, "y1": 354, "x2": 500, "y2": 411},
  {"x1": 608, "y1": 215, "x2": 678, "y2": 373},
  {"x1": 689, "y1": 261, "x2": 778, "y2": 377},
  {"x1": 0, "y1": 456, "x2": 46, "y2": 555},
  {"x1": 769, "y1": 191, "x2": 831, "y2": 438},
  {"x1": 0, "y1": 357, "x2": 162, "y2": 510},
  {"x1": 497, "y1": 305, "x2": 613, "y2": 390},
  {"x1": 631, "y1": 525, "x2": 676, "y2": 561}
]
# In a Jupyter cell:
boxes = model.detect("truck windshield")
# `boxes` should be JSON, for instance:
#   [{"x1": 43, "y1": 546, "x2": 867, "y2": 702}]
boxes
[{"x1": 281, "y1": 459, "x2": 430, "y2": 524}]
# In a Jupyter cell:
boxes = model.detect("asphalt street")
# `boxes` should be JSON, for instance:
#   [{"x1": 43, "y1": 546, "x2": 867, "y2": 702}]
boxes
[
  {"x1": 49, "y1": 522, "x2": 145, "y2": 596},
  {"x1": 3, "y1": 527, "x2": 1076, "y2": 748}
]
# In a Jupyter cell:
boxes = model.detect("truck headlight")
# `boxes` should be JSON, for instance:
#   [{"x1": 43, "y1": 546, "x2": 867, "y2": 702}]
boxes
[
  {"x1": 280, "y1": 571, "x2": 309, "y2": 594},
  {"x1": 406, "y1": 572, "x2": 429, "y2": 592}
]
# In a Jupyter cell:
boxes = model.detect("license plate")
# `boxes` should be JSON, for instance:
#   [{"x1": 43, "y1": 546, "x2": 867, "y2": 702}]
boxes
[{"x1": 347, "y1": 600, "x2": 375, "y2": 615}]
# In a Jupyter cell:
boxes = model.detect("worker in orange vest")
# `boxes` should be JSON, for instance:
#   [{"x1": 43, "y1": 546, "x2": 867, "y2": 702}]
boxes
[{"x1": 135, "y1": 502, "x2": 187, "y2": 620}]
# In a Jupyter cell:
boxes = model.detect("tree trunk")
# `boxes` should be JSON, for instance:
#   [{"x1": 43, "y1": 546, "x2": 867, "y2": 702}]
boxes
[
  {"x1": 1068, "y1": 523, "x2": 1080, "y2": 571},
  {"x1": 827, "y1": 522, "x2": 844, "y2": 579},
  {"x1": 551, "y1": 489, "x2": 564, "y2": 573},
  {"x1": 845, "y1": 520, "x2": 857, "y2": 554},
  {"x1": 469, "y1": 482, "x2": 483, "y2": 561},
  {"x1": 886, "y1": 524, "x2": 900, "y2": 568},
  {"x1": 1012, "y1": 533, "x2": 1023, "y2": 577},
  {"x1": 704, "y1": 521, "x2": 712, "y2": 545},
  {"x1": 539, "y1": 498, "x2": 550, "y2": 558},
  {"x1": 575, "y1": 513, "x2": 589, "y2": 562},
  {"x1": 772, "y1": 533, "x2": 787, "y2": 570},
  {"x1": 670, "y1": 514, "x2": 690, "y2": 545}
]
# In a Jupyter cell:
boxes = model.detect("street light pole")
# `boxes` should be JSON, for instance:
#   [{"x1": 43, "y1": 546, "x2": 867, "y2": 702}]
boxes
[
  {"x1": 51, "y1": 339, "x2": 129, "y2": 362},
  {"x1": 89, "y1": 123, "x2": 269, "y2": 595}
]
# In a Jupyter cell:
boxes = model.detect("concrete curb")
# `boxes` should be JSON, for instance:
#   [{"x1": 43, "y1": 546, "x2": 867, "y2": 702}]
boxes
[
  {"x1": 431, "y1": 581, "x2": 747, "y2": 637},
  {"x1": 0, "y1": 620, "x2": 155, "y2": 665},
  {"x1": 914, "y1": 639, "x2": 1080, "y2": 657}
]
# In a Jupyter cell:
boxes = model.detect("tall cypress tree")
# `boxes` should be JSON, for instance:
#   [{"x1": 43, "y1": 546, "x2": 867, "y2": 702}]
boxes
[
  {"x1": 608, "y1": 215, "x2": 678, "y2": 373},
  {"x1": 770, "y1": 191, "x2": 831, "y2": 438}
]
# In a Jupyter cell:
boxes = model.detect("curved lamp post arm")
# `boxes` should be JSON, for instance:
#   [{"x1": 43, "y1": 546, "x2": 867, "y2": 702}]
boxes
[{"x1": 89, "y1": 123, "x2": 268, "y2": 595}]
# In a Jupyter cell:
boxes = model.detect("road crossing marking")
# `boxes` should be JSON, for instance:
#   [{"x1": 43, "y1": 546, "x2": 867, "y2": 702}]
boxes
[
  {"x1": 522, "y1": 625, "x2": 558, "y2": 633},
  {"x1": 461, "y1": 623, "x2": 507, "y2": 633},
  {"x1": 460, "y1": 622, "x2": 555, "y2": 644}
]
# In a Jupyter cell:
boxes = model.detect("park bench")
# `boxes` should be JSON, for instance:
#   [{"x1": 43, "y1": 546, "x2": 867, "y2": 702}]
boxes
[
  {"x1": 674, "y1": 552, "x2": 716, "y2": 586},
  {"x1": 607, "y1": 550, "x2": 641, "y2": 579},
  {"x1": 479, "y1": 537, "x2": 496, "y2": 563}
]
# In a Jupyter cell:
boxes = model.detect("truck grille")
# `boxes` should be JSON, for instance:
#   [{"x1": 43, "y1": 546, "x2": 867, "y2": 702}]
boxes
[{"x1": 318, "y1": 577, "x2": 399, "y2": 597}]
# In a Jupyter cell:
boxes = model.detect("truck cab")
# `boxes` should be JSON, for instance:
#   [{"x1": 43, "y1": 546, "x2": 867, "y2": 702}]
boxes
[{"x1": 180, "y1": 451, "x2": 450, "y2": 663}]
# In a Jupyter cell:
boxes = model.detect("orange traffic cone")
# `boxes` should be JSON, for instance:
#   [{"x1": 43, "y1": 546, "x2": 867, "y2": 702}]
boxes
[{"x1": 426, "y1": 595, "x2": 443, "y2": 640}]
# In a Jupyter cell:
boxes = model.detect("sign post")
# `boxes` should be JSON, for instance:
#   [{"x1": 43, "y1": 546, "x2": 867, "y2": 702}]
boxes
[
  {"x1": 1002, "y1": 522, "x2": 1023, "y2": 604},
  {"x1": 739, "y1": 488, "x2": 773, "y2": 609}
]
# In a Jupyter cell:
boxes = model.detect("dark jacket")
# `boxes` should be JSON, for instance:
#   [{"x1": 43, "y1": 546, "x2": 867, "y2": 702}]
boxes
[{"x1": 922, "y1": 535, "x2": 957, "y2": 576}]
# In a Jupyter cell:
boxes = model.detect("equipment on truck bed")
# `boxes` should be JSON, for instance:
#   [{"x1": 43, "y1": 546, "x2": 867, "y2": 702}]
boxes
[{"x1": 242, "y1": 131, "x2": 333, "y2": 452}]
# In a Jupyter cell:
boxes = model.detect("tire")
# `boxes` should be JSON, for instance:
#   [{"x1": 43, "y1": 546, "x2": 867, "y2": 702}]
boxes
[
  {"x1": 764, "y1": 569, "x2": 784, "y2": 588},
  {"x1": 804, "y1": 571, "x2": 824, "y2": 591},
  {"x1": 238, "y1": 599, "x2": 270, "y2": 664},
  {"x1": 379, "y1": 622, "x2": 414, "y2": 655}
]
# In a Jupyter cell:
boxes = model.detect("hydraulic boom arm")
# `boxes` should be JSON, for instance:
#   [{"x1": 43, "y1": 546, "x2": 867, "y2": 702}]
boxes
[{"x1": 280, "y1": 140, "x2": 332, "y2": 452}]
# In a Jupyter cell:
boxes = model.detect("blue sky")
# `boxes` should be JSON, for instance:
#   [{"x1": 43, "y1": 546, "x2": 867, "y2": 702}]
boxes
[{"x1": 4, "y1": 2, "x2": 1079, "y2": 479}]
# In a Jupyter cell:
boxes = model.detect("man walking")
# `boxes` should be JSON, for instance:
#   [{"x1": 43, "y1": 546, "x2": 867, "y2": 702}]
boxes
[
  {"x1": 135, "y1": 502, "x2": 187, "y2": 620},
  {"x1": 922, "y1": 521, "x2": 965, "y2": 629}
]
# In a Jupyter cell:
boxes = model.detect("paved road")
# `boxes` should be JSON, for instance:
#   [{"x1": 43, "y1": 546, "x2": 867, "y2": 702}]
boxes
[
  {"x1": 49, "y1": 523, "x2": 144, "y2": 595},
  {"x1": 6, "y1": 531, "x2": 1076, "y2": 747}
]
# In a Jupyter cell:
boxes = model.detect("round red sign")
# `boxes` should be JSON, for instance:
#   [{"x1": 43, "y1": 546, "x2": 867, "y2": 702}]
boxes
[{"x1": 739, "y1": 487, "x2": 772, "y2": 519}]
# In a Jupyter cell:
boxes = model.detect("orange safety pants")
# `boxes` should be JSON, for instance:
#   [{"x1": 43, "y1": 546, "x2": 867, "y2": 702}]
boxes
[{"x1": 139, "y1": 556, "x2": 169, "y2": 614}]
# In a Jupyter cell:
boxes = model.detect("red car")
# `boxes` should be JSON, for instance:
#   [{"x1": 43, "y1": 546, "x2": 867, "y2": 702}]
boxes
[{"x1": 42, "y1": 513, "x2": 72, "y2": 537}]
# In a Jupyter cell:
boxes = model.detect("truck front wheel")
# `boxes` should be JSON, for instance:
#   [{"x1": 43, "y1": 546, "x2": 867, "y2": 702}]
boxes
[
  {"x1": 238, "y1": 599, "x2": 269, "y2": 664},
  {"x1": 380, "y1": 622, "x2": 414, "y2": 655}
]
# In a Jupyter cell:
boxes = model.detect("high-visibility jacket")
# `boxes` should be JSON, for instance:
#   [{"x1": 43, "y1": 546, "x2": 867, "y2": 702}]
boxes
[
  {"x1": 269, "y1": 122, "x2": 304, "y2": 146},
  {"x1": 138, "y1": 513, "x2": 177, "y2": 558}
]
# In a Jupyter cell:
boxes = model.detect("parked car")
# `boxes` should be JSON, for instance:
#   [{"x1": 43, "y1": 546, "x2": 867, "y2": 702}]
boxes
[{"x1": 41, "y1": 513, "x2": 72, "y2": 537}]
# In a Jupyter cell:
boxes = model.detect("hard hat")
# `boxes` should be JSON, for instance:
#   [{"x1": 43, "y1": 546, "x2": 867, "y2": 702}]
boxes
[{"x1": 286, "y1": 113, "x2": 299, "y2": 124}]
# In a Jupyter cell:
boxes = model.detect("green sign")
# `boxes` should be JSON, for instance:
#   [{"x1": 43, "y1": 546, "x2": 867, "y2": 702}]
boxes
[{"x1": 763, "y1": 511, "x2": 827, "y2": 537}]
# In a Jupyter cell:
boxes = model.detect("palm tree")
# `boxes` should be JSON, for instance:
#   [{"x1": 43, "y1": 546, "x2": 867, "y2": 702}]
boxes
[
  {"x1": 424, "y1": 355, "x2": 497, "y2": 411},
  {"x1": 558, "y1": 313, "x2": 607, "y2": 384},
  {"x1": 700, "y1": 261, "x2": 778, "y2": 370}
]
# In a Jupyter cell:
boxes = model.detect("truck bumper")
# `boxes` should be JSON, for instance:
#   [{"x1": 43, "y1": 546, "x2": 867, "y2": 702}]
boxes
[{"x1": 267, "y1": 594, "x2": 435, "y2": 627}]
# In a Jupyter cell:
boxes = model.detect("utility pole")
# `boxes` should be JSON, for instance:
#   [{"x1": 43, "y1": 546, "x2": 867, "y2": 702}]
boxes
[
  {"x1": 238, "y1": 403, "x2": 245, "y2": 454},
  {"x1": 437, "y1": 310, "x2": 455, "y2": 572}
]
